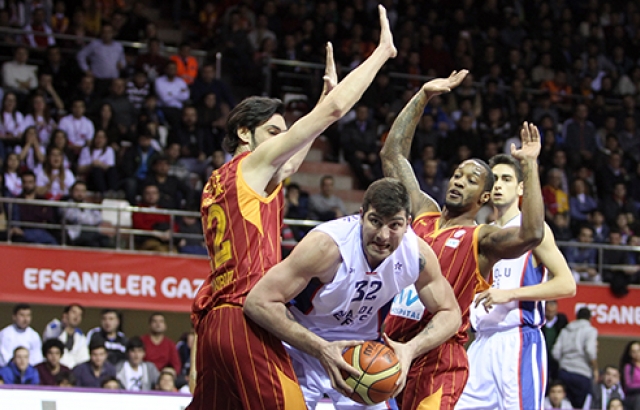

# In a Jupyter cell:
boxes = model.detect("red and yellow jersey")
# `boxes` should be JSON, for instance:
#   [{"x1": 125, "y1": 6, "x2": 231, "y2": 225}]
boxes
[
  {"x1": 192, "y1": 151, "x2": 284, "y2": 317},
  {"x1": 385, "y1": 212, "x2": 490, "y2": 345}
]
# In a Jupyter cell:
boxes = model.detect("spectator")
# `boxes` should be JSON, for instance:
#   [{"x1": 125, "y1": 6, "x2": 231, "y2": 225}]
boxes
[
  {"x1": 605, "y1": 229, "x2": 640, "y2": 296},
  {"x1": 570, "y1": 178, "x2": 599, "y2": 226},
  {"x1": 60, "y1": 181, "x2": 112, "y2": 247},
  {"x1": 72, "y1": 341, "x2": 116, "y2": 388},
  {"x1": 585, "y1": 365, "x2": 625, "y2": 410},
  {"x1": 590, "y1": 210, "x2": 611, "y2": 244},
  {"x1": 55, "y1": 371, "x2": 76, "y2": 387},
  {"x1": 93, "y1": 103, "x2": 122, "y2": 149},
  {"x1": 15, "y1": 126, "x2": 45, "y2": 171},
  {"x1": 32, "y1": 71, "x2": 65, "y2": 118},
  {"x1": 125, "y1": 70, "x2": 151, "y2": 113},
  {"x1": 596, "y1": 152, "x2": 628, "y2": 201},
  {"x1": 175, "y1": 330, "x2": 194, "y2": 379},
  {"x1": 4, "y1": 153, "x2": 22, "y2": 197},
  {"x1": 1, "y1": 91, "x2": 27, "y2": 146},
  {"x1": 308, "y1": 175, "x2": 347, "y2": 221},
  {"x1": 543, "y1": 168, "x2": 570, "y2": 221},
  {"x1": 155, "y1": 369, "x2": 178, "y2": 392},
  {"x1": 195, "y1": 92, "x2": 226, "y2": 149},
  {"x1": 102, "y1": 78, "x2": 135, "y2": 137},
  {"x1": 1, "y1": 46, "x2": 37, "y2": 96},
  {"x1": 170, "y1": 43, "x2": 198, "y2": 86},
  {"x1": 164, "y1": 142, "x2": 190, "y2": 185},
  {"x1": 607, "y1": 398, "x2": 625, "y2": 410},
  {"x1": 154, "y1": 61, "x2": 189, "y2": 130},
  {"x1": 172, "y1": 106, "x2": 214, "y2": 176},
  {"x1": 620, "y1": 341, "x2": 640, "y2": 410},
  {"x1": 553, "y1": 307, "x2": 599, "y2": 409},
  {"x1": 132, "y1": 184, "x2": 175, "y2": 252},
  {"x1": 23, "y1": 93, "x2": 57, "y2": 146},
  {"x1": 76, "y1": 23, "x2": 126, "y2": 96},
  {"x1": 543, "y1": 300, "x2": 569, "y2": 387},
  {"x1": 135, "y1": 38, "x2": 168, "y2": 82},
  {"x1": 34, "y1": 146, "x2": 75, "y2": 200},
  {"x1": 58, "y1": 99, "x2": 95, "y2": 152},
  {"x1": 341, "y1": 104, "x2": 381, "y2": 189},
  {"x1": 23, "y1": 7, "x2": 55, "y2": 48},
  {"x1": 34, "y1": 339, "x2": 71, "y2": 386},
  {"x1": 602, "y1": 183, "x2": 637, "y2": 226},
  {"x1": 115, "y1": 337, "x2": 159, "y2": 391},
  {"x1": 140, "y1": 313, "x2": 181, "y2": 373},
  {"x1": 545, "y1": 380, "x2": 573, "y2": 409},
  {"x1": 101, "y1": 376, "x2": 122, "y2": 389},
  {"x1": 562, "y1": 103, "x2": 599, "y2": 167},
  {"x1": 0, "y1": 346, "x2": 39, "y2": 385},
  {"x1": 87, "y1": 309, "x2": 127, "y2": 365},
  {"x1": 11, "y1": 171, "x2": 58, "y2": 244},
  {"x1": 70, "y1": 75, "x2": 102, "y2": 119},
  {"x1": 0, "y1": 303, "x2": 43, "y2": 367},
  {"x1": 143, "y1": 155, "x2": 191, "y2": 210},
  {"x1": 39, "y1": 45, "x2": 78, "y2": 99},
  {"x1": 77, "y1": 130, "x2": 117, "y2": 194},
  {"x1": 50, "y1": 1, "x2": 68, "y2": 34},
  {"x1": 119, "y1": 132, "x2": 159, "y2": 205},
  {"x1": 176, "y1": 211, "x2": 206, "y2": 255},
  {"x1": 618, "y1": 116, "x2": 640, "y2": 165},
  {"x1": 565, "y1": 226, "x2": 600, "y2": 283},
  {"x1": 42, "y1": 304, "x2": 89, "y2": 369}
]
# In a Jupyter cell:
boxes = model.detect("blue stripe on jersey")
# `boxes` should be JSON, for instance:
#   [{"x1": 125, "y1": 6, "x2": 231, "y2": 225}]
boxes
[
  {"x1": 519, "y1": 254, "x2": 546, "y2": 327},
  {"x1": 378, "y1": 298, "x2": 394, "y2": 337},
  {"x1": 518, "y1": 327, "x2": 545, "y2": 410},
  {"x1": 291, "y1": 278, "x2": 324, "y2": 315}
]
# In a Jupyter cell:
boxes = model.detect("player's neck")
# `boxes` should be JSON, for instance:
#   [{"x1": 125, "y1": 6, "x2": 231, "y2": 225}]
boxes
[
  {"x1": 440, "y1": 207, "x2": 477, "y2": 228},
  {"x1": 496, "y1": 204, "x2": 521, "y2": 227}
]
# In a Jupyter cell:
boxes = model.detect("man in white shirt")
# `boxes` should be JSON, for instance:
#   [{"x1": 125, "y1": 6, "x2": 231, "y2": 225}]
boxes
[
  {"x1": 0, "y1": 303, "x2": 43, "y2": 366},
  {"x1": 58, "y1": 99, "x2": 95, "y2": 150},
  {"x1": 1, "y1": 46, "x2": 38, "y2": 95},
  {"x1": 154, "y1": 60, "x2": 189, "y2": 130},
  {"x1": 42, "y1": 303, "x2": 90, "y2": 369}
]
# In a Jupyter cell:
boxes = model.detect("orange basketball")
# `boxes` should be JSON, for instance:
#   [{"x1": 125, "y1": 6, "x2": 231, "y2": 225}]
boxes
[{"x1": 340, "y1": 341, "x2": 401, "y2": 405}]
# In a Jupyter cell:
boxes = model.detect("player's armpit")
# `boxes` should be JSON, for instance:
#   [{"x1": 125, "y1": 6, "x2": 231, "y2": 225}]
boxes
[{"x1": 479, "y1": 224, "x2": 543, "y2": 263}]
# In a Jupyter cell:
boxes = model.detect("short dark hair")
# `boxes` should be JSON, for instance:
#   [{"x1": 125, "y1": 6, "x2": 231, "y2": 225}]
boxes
[
  {"x1": 55, "y1": 372, "x2": 76, "y2": 386},
  {"x1": 13, "y1": 303, "x2": 31, "y2": 315},
  {"x1": 362, "y1": 178, "x2": 411, "y2": 218},
  {"x1": 577, "y1": 307, "x2": 592, "y2": 320},
  {"x1": 70, "y1": 180, "x2": 87, "y2": 192},
  {"x1": 224, "y1": 96, "x2": 284, "y2": 154},
  {"x1": 101, "y1": 308, "x2": 118, "y2": 317},
  {"x1": 148, "y1": 312, "x2": 164, "y2": 323},
  {"x1": 126, "y1": 336, "x2": 145, "y2": 352},
  {"x1": 548, "y1": 380, "x2": 566, "y2": 391},
  {"x1": 42, "y1": 338, "x2": 65, "y2": 357},
  {"x1": 89, "y1": 340, "x2": 106, "y2": 353},
  {"x1": 21, "y1": 170, "x2": 36, "y2": 181},
  {"x1": 320, "y1": 175, "x2": 334, "y2": 185},
  {"x1": 489, "y1": 154, "x2": 523, "y2": 182},
  {"x1": 63, "y1": 304, "x2": 84, "y2": 314},
  {"x1": 100, "y1": 376, "x2": 122, "y2": 388}
]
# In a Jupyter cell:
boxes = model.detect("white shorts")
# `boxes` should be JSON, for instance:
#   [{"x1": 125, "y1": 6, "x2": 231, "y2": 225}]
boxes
[
  {"x1": 285, "y1": 344, "x2": 396, "y2": 410},
  {"x1": 455, "y1": 326, "x2": 547, "y2": 410}
]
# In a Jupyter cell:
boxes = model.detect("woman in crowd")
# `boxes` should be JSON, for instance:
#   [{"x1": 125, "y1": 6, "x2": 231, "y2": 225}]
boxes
[
  {"x1": 77, "y1": 129, "x2": 117, "y2": 194},
  {"x1": 23, "y1": 93, "x2": 57, "y2": 146},
  {"x1": 35, "y1": 146, "x2": 75, "y2": 200},
  {"x1": 620, "y1": 341, "x2": 640, "y2": 410},
  {"x1": 3, "y1": 153, "x2": 22, "y2": 196},
  {"x1": 0, "y1": 92, "x2": 26, "y2": 146},
  {"x1": 15, "y1": 126, "x2": 45, "y2": 171}
]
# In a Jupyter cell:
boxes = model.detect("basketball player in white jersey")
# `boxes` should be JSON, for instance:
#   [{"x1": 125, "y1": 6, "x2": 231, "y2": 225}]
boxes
[
  {"x1": 455, "y1": 152, "x2": 576, "y2": 410},
  {"x1": 245, "y1": 178, "x2": 461, "y2": 409}
]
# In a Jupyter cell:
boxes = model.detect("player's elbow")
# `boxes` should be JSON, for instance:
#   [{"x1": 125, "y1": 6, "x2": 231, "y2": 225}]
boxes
[
  {"x1": 243, "y1": 292, "x2": 263, "y2": 322},
  {"x1": 561, "y1": 276, "x2": 577, "y2": 298},
  {"x1": 320, "y1": 94, "x2": 348, "y2": 121}
]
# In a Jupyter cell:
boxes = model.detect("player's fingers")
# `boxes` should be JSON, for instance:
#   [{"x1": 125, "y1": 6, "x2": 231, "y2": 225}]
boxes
[
  {"x1": 510, "y1": 142, "x2": 517, "y2": 156},
  {"x1": 474, "y1": 292, "x2": 487, "y2": 308},
  {"x1": 339, "y1": 360, "x2": 361, "y2": 379},
  {"x1": 332, "y1": 367, "x2": 355, "y2": 395}
]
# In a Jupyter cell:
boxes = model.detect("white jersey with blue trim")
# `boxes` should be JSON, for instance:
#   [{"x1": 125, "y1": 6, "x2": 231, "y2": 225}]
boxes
[
  {"x1": 289, "y1": 214, "x2": 421, "y2": 342},
  {"x1": 470, "y1": 214, "x2": 547, "y2": 333}
]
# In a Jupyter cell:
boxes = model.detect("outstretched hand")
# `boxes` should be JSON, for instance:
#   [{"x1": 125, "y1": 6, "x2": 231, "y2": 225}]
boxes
[
  {"x1": 322, "y1": 42, "x2": 338, "y2": 95},
  {"x1": 377, "y1": 5, "x2": 397, "y2": 58},
  {"x1": 511, "y1": 121, "x2": 541, "y2": 161},
  {"x1": 422, "y1": 70, "x2": 469, "y2": 100}
]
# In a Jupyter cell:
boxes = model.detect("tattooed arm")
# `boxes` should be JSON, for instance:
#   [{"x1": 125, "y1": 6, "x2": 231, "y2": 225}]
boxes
[
  {"x1": 244, "y1": 231, "x2": 362, "y2": 396},
  {"x1": 383, "y1": 239, "x2": 460, "y2": 395},
  {"x1": 480, "y1": 122, "x2": 545, "y2": 263},
  {"x1": 380, "y1": 71, "x2": 468, "y2": 217}
]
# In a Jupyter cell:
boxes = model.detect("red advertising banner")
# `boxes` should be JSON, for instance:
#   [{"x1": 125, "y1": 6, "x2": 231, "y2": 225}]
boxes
[
  {"x1": 557, "y1": 283, "x2": 640, "y2": 337},
  {"x1": 0, "y1": 244, "x2": 210, "y2": 312}
]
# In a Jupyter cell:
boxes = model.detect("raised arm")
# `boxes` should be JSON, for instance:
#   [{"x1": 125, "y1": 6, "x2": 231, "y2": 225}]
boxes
[
  {"x1": 380, "y1": 71, "x2": 468, "y2": 217},
  {"x1": 243, "y1": 5, "x2": 396, "y2": 188},
  {"x1": 479, "y1": 122, "x2": 545, "y2": 263},
  {"x1": 383, "y1": 239, "x2": 461, "y2": 394},
  {"x1": 475, "y1": 223, "x2": 577, "y2": 310},
  {"x1": 274, "y1": 42, "x2": 338, "y2": 182},
  {"x1": 244, "y1": 231, "x2": 363, "y2": 396}
]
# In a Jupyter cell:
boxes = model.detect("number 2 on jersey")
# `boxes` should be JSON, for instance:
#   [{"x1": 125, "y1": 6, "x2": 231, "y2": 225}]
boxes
[{"x1": 207, "y1": 204, "x2": 232, "y2": 267}]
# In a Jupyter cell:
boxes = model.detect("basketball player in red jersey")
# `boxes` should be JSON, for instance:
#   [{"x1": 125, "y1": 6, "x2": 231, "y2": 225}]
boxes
[
  {"x1": 379, "y1": 72, "x2": 546, "y2": 410},
  {"x1": 187, "y1": 6, "x2": 397, "y2": 410}
]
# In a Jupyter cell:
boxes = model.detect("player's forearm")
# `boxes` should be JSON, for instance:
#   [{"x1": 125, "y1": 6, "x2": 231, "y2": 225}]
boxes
[
  {"x1": 244, "y1": 301, "x2": 328, "y2": 358},
  {"x1": 404, "y1": 307, "x2": 461, "y2": 359},
  {"x1": 380, "y1": 89, "x2": 428, "y2": 166},
  {"x1": 507, "y1": 274, "x2": 576, "y2": 302},
  {"x1": 519, "y1": 159, "x2": 545, "y2": 247}
]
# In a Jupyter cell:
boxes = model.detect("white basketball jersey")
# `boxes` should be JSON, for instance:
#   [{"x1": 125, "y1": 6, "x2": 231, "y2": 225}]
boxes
[
  {"x1": 470, "y1": 214, "x2": 547, "y2": 333},
  {"x1": 289, "y1": 214, "x2": 421, "y2": 342}
]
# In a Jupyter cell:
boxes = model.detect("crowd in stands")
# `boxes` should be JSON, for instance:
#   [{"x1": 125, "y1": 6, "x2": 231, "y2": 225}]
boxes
[
  {"x1": 0, "y1": 0, "x2": 635, "y2": 287},
  {"x1": 0, "y1": 303, "x2": 193, "y2": 392}
]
